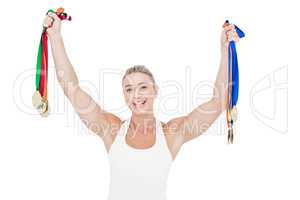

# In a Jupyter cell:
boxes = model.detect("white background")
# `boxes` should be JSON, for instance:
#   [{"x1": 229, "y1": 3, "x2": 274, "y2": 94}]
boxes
[{"x1": 0, "y1": 0, "x2": 299, "y2": 200}]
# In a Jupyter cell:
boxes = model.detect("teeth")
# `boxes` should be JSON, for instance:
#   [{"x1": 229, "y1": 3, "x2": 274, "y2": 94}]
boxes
[{"x1": 134, "y1": 100, "x2": 146, "y2": 106}]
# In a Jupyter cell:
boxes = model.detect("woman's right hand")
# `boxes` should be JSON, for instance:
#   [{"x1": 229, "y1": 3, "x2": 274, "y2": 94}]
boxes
[{"x1": 43, "y1": 12, "x2": 62, "y2": 38}]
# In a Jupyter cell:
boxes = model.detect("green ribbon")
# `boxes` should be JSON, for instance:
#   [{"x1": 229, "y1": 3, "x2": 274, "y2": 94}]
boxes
[{"x1": 35, "y1": 35, "x2": 43, "y2": 91}]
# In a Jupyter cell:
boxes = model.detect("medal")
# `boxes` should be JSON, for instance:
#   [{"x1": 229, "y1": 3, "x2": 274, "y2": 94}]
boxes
[
  {"x1": 223, "y1": 20, "x2": 245, "y2": 144},
  {"x1": 37, "y1": 99, "x2": 47, "y2": 113},
  {"x1": 40, "y1": 101, "x2": 50, "y2": 117},
  {"x1": 33, "y1": 7, "x2": 71, "y2": 117},
  {"x1": 231, "y1": 106, "x2": 238, "y2": 122},
  {"x1": 32, "y1": 90, "x2": 43, "y2": 108}
]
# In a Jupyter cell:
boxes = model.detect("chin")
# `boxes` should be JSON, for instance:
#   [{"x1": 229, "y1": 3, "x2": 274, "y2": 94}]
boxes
[
  {"x1": 130, "y1": 106, "x2": 152, "y2": 116},
  {"x1": 131, "y1": 109, "x2": 150, "y2": 115}
]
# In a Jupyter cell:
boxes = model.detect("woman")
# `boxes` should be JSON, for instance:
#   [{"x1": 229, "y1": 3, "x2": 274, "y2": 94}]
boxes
[{"x1": 44, "y1": 12, "x2": 237, "y2": 200}]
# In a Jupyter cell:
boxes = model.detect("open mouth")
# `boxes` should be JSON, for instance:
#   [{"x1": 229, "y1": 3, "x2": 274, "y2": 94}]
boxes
[{"x1": 133, "y1": 100, "x2": 147, "y2": 107}]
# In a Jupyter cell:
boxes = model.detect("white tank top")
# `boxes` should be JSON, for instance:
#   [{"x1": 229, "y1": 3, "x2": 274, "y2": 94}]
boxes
[{"x1": 107, "y1": 117, "x2": 173, "y2": 200}]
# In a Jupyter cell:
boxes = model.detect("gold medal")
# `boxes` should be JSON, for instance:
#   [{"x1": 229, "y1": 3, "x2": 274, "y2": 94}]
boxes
[
  {"x1": 32, "y1": 91, "x2": 43, "y2": 108},
  {"x1": 231, "y1": 106, "x2": 238, "y2": 122},
  {"x1": 36, "y1": 99, "x2": 48, "y2": 114},
  {"x1": 40, "y1": 101, "x2": 50, "y2": 117}
]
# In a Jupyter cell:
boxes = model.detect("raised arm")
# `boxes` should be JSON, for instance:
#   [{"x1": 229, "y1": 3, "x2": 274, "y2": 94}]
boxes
[
  {"x1": 44, "y1": 12, "x2": 121, "y2": 147},
  {"x1": 166, "y1": 25, "x2": 237, "y2": 150}
]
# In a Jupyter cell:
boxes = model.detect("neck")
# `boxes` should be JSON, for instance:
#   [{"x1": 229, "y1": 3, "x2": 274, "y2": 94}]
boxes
[{"x1": 130, "y1": 113, "x2": 156, "y2": 133}]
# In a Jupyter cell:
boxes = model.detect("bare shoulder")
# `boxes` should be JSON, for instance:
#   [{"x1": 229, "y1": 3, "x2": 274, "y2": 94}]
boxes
[{"x1": 161, "y1": 116, "x2": 186, "y2": 160}]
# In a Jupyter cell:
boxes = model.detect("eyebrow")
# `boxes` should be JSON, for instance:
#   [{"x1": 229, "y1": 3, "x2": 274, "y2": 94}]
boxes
[{"x1": 124, "y1": 82, "x2": 150, "y2": 88}]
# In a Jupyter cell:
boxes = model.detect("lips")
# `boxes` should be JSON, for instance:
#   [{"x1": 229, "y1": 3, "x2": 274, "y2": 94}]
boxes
[{"x1": 133, "y1": 99, "x2": 147, "y2": 107}]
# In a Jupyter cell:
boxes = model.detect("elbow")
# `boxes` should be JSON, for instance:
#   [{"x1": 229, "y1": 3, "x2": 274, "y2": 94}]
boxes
[
  {"x1": 211, "y1": 89, "x2": 228, "y2": 114},
  {"x1": 210, "y1": 97, "x2": 227, "y2": 114}
]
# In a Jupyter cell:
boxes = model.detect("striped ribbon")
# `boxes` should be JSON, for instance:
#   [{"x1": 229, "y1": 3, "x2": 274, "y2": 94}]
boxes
[{"x1": 35, "y1": 28, "x2": 48, "y2": 100}]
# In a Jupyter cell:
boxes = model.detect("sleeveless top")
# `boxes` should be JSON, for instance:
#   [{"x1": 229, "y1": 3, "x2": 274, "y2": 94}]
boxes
[{"x1": 107, "y1": 117, "x2": 173, "y2": 200}]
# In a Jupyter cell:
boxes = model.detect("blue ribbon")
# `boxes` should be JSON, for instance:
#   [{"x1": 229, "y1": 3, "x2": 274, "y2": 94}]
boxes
[{"x1": 227, "y1": 22, "x2": 245, "y2": 108}]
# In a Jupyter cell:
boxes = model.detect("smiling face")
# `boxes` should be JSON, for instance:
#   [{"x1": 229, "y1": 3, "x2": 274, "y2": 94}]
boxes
[{"x1": 122, "y1": 72, "x2": 158, "y2": 115}]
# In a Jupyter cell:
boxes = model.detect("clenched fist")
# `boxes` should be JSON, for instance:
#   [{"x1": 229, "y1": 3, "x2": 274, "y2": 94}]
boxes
[
  {"x1": 43, "y1": 12, "x2": 62, "y2": 39},
  {"x1": 221, "y1": 22, "x2": 239, "y2": 49}
]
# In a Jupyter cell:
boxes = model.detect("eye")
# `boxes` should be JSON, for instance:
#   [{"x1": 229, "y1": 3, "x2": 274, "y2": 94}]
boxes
[
  {"x1": 126, "y1": 88, "x2": 132, "y2": 92},
  {"x1": 140, "y1": 86, "x2": 147, "y2": 90}
]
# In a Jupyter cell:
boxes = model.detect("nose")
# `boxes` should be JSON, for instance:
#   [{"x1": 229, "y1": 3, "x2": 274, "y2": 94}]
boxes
[
  {"x1": 126, "y1": 87, "x2": 141, "y2": 102},
  {"x1": 133, "y1": 88, "x2": 143, "y2": 99}
]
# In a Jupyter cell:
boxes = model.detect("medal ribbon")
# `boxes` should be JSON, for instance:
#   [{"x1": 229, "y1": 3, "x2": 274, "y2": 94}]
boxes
[
  {"x1": 225, "y1": 20, "x2": 245, "y2": 143},
  {"x1": 34, "y1": 8, "x2": 71, "y2": 115},
  {"x1": 35, "y1": 30, "x2": 48, "y2": 99}
]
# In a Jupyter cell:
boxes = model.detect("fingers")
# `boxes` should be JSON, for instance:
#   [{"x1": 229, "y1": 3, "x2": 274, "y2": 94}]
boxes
[
  {"x1": 43, "y1": 16, "x2": 54, "y2": 28},
  {"x1": 43, "y1": 12, "x2": 60, "y2": 28},
  {"x1": 47, "y1": 12, "x2": 60, "y2": 21},
  {"x1": 227, "y1": 29, "x2": 239, "y2": 42},
  {"x1": 222, "y1": 23, "x2": 239, "y2": 43},
  {"x1": 223, "y1": 24, "x2": 235, "y2": 31}
]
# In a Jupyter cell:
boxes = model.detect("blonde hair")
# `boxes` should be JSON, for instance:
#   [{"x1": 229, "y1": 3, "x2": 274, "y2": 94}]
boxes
[{"x1": 122, "y1": 65, "x2": 156, "y2": 85}]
